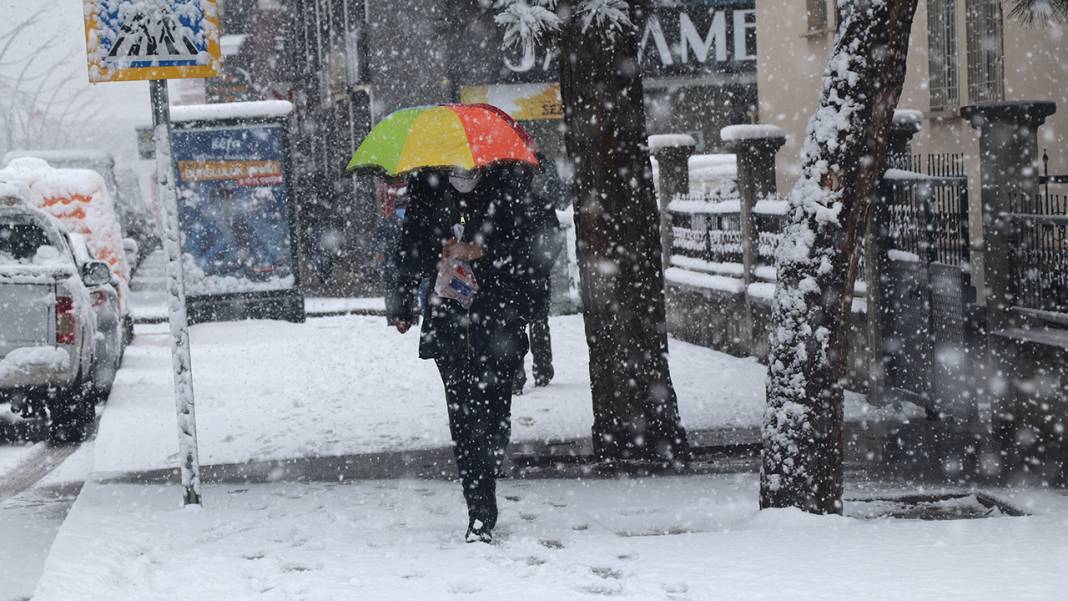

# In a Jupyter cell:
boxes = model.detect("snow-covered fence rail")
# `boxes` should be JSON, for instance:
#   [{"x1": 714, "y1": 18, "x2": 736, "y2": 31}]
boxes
[
  {"x1": 667, "y1": 194, "x2": 744, "y2": 265},
  {"x1": 753, "y1": 198, "x2": 788, "y2": 264},
  {"x1": 667, "y1": 193, "x2": 788, "y2": 278}
]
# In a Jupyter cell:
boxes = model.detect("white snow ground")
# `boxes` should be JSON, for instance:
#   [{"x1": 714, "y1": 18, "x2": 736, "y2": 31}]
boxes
[
  {"x1": 90, "y1": 315, "x2": 898, "y2": 474},
  {"x1": 31, "y1": 476, "x2": 1068, "y2": 601},
  {"x1": 18, "y1": 314, "x2": 1068, "y2": 600}
]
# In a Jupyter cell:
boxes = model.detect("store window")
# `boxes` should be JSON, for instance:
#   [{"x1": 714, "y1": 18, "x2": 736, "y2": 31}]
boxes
[
  {"x1": 966, "y1": 0, "x2": 1005, "y2": 103},
  {"x1": 928, "y1": 0, "x2": 960, "y2": 111}
]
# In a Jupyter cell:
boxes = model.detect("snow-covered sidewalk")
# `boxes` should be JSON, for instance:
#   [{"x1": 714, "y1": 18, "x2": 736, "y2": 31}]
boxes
[
  {"x1": 91, "y1": 314, "x2": 898, "y2": 474},
  {"x1": 32, "y1": 475, "x2": 1068, "y2": 601}
]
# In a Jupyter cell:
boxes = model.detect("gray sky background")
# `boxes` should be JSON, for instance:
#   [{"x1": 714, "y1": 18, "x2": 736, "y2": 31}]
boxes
[{"x1": 2, "y1": 0, "x2": 154, "y2": 163}]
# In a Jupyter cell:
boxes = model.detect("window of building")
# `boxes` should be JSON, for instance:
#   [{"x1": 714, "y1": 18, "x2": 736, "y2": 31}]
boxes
[
  {"x1": 806, "y1": 0, "x2": 828, "y2": 32},
  {"x1": 966, "y1": 0, "x2": 1005, "y2": 103},
  {"x1": 927, "y1": 0, "x2": 960, "y2": 111}
]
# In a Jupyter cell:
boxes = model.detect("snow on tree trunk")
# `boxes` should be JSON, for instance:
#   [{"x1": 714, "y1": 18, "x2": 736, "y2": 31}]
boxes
[
  {"x1": 556, "y1": 1, "x2": 689, "y2": 463},
  {"x1": 761, "y1": 0, "x2": 918, "y2": 513}
]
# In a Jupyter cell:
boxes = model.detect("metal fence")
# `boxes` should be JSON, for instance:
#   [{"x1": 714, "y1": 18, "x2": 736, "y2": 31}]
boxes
[
  {"x1": 882, "y1": 174, "x2": 971, "y2": 267},
  {"x1": 887, "y1": 152, "x2": 967, "y2": 178},
  {"x1": 1008, "y1": 192, "x2": 1068, "y2": 314},
  {"x1": 668, "y1": 194, "x2": 787, "y2": 272}
]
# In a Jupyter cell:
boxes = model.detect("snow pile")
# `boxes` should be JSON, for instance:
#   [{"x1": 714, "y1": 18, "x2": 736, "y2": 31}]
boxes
[
  {"x1": 720, "y1": 124, "x2": 787, "y2": 143},
  {"x1": 2, "y1": 149, "x2": 113, "y2": 167},
  {"x1": 0, "y1": 161, "x2": 131, "y2": 311},
  {"x1": 170, "y1": 101, "x2": 295, "y2": 123},
  {"x1": 892, "y1": 109, "x2": 924, "y2": 129},
  {"x1": 753, "y1": 198, "x2": 789, "y2": 215},
  {"x1": 647, "y1": 134, "x2": 696, "y2": 151},
  {"x1": 670, "y1": 256, "x2": 745, "y2": 277},
  {"x1": 0, "y1": 180, "x2": 29, "y2": 201},
  {"x1": 0, "y1": 347, "x2": 70, "y2": 380},
  {"x1": 664, "y1": 267, "x2": 745, "y2": 294},
  {"x1": 182, "y1": 254, "x2": 295, "y2": 295},
  {"x1": 667, "y1": 196, "x2": 740, "y2": 214},
  {"x1": 688, "y1": 154, "x2": 737, "y2": 197},
  {"x1": 883, "y1": 168, "x2": 927, "y2": 180}
]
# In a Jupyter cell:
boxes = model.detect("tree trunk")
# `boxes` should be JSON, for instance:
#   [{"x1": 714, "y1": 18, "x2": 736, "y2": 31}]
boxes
[
  {"x1": 557, "y1": 1, "x2": 689, "y2": 463},
  {"x1": 761, "y1": 0, "x2": 919, "y2": 513}
]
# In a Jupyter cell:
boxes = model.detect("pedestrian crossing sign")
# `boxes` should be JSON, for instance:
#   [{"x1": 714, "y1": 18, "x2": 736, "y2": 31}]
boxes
[{"x1": 83, "y1": 0, "x2": 221, "y2": 83}]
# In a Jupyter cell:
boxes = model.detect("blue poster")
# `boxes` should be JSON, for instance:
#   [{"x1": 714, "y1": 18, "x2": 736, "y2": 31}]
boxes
[{"x1": 171, "y1": 123, "x2": 296, "y2": 296}]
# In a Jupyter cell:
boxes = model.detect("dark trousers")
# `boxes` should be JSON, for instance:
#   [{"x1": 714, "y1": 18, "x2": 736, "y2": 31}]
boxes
[
  {"x1": 434, "y1": 326, "x2": 525, "y2": 530},
  {"x1": 515, "y1": 276, "x2": 553, "y2": 388}
]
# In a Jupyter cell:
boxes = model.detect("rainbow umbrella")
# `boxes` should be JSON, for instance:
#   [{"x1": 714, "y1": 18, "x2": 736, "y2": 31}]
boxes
[{"x1": 345, "y1": 104, "x2": 540, "y2": 176}]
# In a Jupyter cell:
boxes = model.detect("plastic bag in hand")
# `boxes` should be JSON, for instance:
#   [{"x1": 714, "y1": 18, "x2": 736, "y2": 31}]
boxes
[{"x1": 434, "y1": 257, "x2": 479, "y2": 309}]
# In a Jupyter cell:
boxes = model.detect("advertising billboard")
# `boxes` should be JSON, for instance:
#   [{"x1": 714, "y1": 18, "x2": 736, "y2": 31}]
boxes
[{"x1": 171, "y1": 110, "x2": 303, "y2": 322}]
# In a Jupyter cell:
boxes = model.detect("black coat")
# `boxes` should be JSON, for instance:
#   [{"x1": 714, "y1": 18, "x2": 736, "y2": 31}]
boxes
[{"x1": 387, "y1": 167, "x2": 539, "y2": 361}]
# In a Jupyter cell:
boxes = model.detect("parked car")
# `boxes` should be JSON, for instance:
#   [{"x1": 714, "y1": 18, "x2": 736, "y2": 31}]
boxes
[
  {"x1": 0, "y1": 157, "x2": 134, "y2": 344},
  {"x1": 0, "y1": 186, "x2": 111, "y2": 443},
  {"x1": 68, "y1": 232, "x2": 124, "y2": 400},
  {"x1": 2, "y1": 150, "x2": 159, "y2": 265}
]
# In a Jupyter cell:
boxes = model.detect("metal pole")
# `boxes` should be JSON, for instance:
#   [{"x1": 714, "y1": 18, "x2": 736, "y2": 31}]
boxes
[{"x1": 150, "y1": 79, "x2": 202, "y2": 506}]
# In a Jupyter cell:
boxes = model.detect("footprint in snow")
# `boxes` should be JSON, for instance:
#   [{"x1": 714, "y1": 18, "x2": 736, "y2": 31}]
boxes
[
  {"x1": 516, "y1": 416, "x2": 536, "y2": 427},
  {"x1": 591, "y1": 567, "x2": 623, "y2": 580},
  {"x1": 447, "y1": 580, "x2": 482, "y2": 594},
  {"x1": 576, "y1": 582, "x2": 623, "y2": 596},
  {"x1": 538, "y1": 539, "x2": 564, "y2": 550}
]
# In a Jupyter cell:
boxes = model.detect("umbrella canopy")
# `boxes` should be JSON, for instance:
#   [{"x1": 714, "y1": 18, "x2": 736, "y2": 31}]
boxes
[{"x1": 346, "y1": 104, "x2": 540, "y2": 176}]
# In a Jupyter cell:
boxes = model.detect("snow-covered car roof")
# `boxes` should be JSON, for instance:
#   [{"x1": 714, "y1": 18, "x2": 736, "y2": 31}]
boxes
[{"x1": 2, "y1": 149, "x2": 115, "y2": 168}]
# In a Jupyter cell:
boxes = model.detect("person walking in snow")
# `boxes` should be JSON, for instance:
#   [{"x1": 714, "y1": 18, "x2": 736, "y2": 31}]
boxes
[
  {"x1": 512, "y1": 189, "x2": 562, "y2": 394},
  {"x1": 387, "y1": 165, "x2": 538, "y2": 543}
]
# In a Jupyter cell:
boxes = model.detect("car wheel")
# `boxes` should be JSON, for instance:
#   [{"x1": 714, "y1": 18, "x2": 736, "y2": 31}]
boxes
[{"x1": 47, "y1": 373, "x2": 96, "y2": 445}]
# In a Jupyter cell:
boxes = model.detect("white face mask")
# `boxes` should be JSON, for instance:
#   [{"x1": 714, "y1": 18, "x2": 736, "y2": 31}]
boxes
[{"x1": 449, "y1": 171, "x2": 480, "y2": 194}]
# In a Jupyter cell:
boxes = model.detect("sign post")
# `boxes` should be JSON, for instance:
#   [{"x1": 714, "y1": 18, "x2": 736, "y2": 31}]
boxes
[{"x1": 83, "y1": 0, "x2": 222, "y2": 506}]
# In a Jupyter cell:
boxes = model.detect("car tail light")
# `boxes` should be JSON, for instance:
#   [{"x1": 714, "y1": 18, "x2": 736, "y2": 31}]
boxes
[
  {"x1": 91, "y1": 291, "x2": 108, "y2": 307},
  {"x1": 56, "y1": 296, "x2": 76, "y2": 345}
]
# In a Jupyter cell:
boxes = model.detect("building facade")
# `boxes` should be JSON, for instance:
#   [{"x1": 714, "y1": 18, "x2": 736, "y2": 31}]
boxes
[{"x1": 756, "y1": 0, "x2": 1067, "y2": 224}]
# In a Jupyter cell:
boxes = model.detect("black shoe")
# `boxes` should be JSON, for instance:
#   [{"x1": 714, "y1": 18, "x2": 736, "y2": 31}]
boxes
[
  {"x1": 465, "y1": 519, "x2": 493, "y2": 544},
  {"x1": 512, "y1": 372, "x2": 526, "y2": 396}
]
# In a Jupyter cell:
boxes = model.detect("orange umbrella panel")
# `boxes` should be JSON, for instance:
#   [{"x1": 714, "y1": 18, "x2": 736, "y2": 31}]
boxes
[{"x1": 346, "y1": 104, "x2": 540, "y2": 176}]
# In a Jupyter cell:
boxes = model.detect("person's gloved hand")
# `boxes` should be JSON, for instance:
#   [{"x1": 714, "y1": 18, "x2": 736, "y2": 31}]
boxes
[{"x1": 442, "y1": 239, "x2": 484, "y2": 262}]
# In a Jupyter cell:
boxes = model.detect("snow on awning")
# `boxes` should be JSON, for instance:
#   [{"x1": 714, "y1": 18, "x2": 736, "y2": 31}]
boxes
[{"x1": 170, "y1": 101, "x2": 295, "y2": 123}]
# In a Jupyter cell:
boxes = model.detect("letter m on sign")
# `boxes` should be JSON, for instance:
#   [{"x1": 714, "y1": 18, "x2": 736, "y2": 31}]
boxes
[{"x1": 83, "y1": 0, "x2": 221, "y2": 83}]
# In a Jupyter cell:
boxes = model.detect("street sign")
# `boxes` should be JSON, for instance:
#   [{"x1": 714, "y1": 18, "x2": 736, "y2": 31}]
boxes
[
  {"x1": 83, "y1": 0, "x2": 221, "y2": 83},
  {"x1": 83, "y1": 1, "x2": 216, "y2": 505}
]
